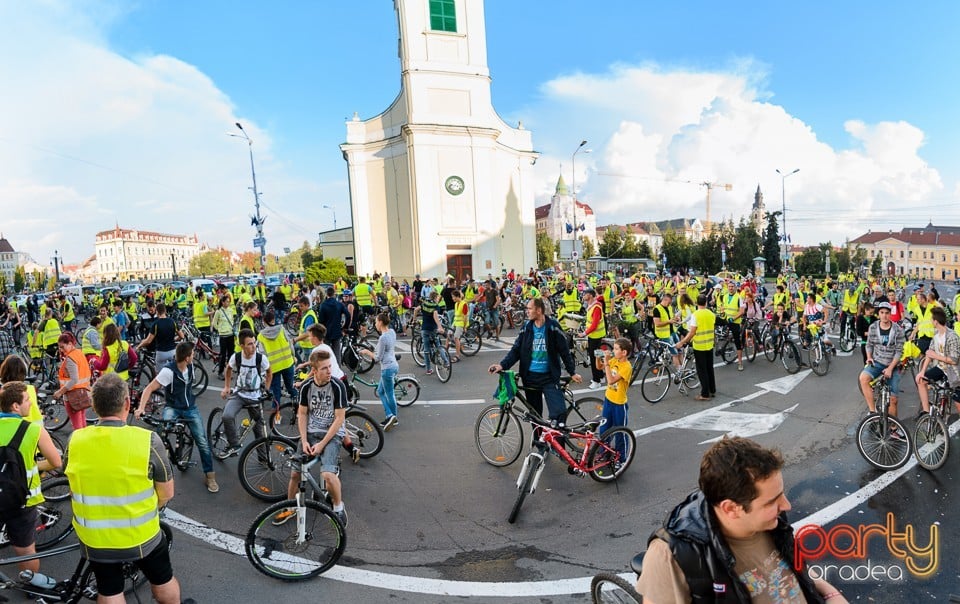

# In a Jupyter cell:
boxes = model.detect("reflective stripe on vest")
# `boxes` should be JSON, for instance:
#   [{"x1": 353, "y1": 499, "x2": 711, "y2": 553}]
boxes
[
  {"x1": 66, "y1": 426, "x2": 159, "y2": 550},
  {"x1": 724, "y1": 294, "x2": 741, "y2": 324},
  {"x1": 453, "y1": 300, "x2": 468, "y2": 328},
  {"x1": 692, "y1": 308, "x2": 716, "y2": 351},
  {"x1": 299, "y1": 310, "x2": 318, "y2": 349},
  {"x1": 354, "y1": 283, "x2": 373, "y2": 307},
  {"x1": 193, "y1": 301, "x2": 210, "y2": 328},
  {"x1": 258, "y1": 332, "x2": 295, "y2": 371},
  {"x1": 563, "y1": 290, "x2": 581, "y2": 313},
  {"x1": 42, "y1": 319, "x2": 61, "y2": 347},
  {"x1": 0, "y1": 418, "x2": 43, "y2": 506},
  {"x1": 654, "y1": 305, "x2": 674, "y2": 338}
]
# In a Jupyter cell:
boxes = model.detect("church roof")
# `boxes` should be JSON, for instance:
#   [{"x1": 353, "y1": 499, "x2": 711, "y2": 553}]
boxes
[
  {"x1": 535, "y1": 204, "x2": 551, "y2": 220},
  {"x1": 0, "y1": 235, "x2": 14, "y2": 253},
  {"x1": 555, "y1": 174, "x2": 569, "y2": 196}
]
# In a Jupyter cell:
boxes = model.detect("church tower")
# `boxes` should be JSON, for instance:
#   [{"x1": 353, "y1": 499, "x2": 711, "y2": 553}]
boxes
[
  {"x1": 340, "y1": 0, "x2": 538, "y2": 280},
  {"x1": 750, "y1": 184, "x2": 766, "y2": 236}
]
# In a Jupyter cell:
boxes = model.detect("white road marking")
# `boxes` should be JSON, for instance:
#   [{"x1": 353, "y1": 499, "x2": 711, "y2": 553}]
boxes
[{"x1": 697, "y1": 404, "x2": 799, "y2": 444}]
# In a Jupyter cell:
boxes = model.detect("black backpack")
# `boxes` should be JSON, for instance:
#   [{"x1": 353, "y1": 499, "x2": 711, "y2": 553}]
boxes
[{"x1": 0, "y1": 421, "x2": 31, "y2": 514}]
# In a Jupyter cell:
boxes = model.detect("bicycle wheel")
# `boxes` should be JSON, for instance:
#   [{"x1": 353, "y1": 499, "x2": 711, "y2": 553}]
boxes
[
  {"x1": 460, "y1": 326, "x2": 482, "y2": 356},
  {"x1": 344, "y1": 408, "x2": 384, "y2": 459},
  {"x1": 808, "y1": 344, "x2": 829, "y2": 376},
  {"x1": 914, "y1": 413, "x2": 950, "y2": 470},
  {"x1": 590, "y1": 572, "x2": 644, "y2": 603},
  {"x1": 246, "y1": 498, "x2": 346, "y2": 581},
  {"x1": 474, "y1": 404, "x2": 524, "y2": 466},
  {"x1": 840, "y1": 325, "x2": 856, "y2": 353},
  {"x1": 174, "y1": 424, "x2": 195, "y2": 472},
  {"x1": 763, "y1": 334, "x2": 778, "y2": 362},
  {"x1": 719, "y1": 339, "x2": 737, "y2": 364},
  {"x1": 780, "y1": 340, "x2": 801, "y2": 374},
  {"x1": 508, "y1": 455, "x2": 541, "y2": 524},
  {"x1": 568, "y1": 396, "x2": 604, "y2": 428},
  {"x1": 206, "y1": 407, "x2": 232, "y2": 460},
  {"x1": 680, "y1": 365, "x2": 701, "y2": 391},
  {"x1": 40, "y1": 397, "x2": 70, "y2": 432},
  {"x1": 434, "y1": 348, "x2": 452, "y2": 383},
  {"x1": 856, "y1": 413, "x2": 911, "y2": 470},
  {"x1": 34, "y1": 477, "x2": 74, "y2": 550},
  {"x1": 191, "y1": 360, "x2": 209, "y2": 397},
  {"x1": 270, "y1": 402, "x2": 300, "y2": 441},
  {"x1": 139, "y1": 361, "x2": 157, "y2": 384},
  {"x1": 411, "y1": 334, "x2": 425, "y2": 367},
  {"x1": 640, "y1": 363, "x2": 671, "y2": 403},
  {"x1": 238, "y1": 436, "x2": 299, "y2": 501},
  {"x1": 744, "y1": 331, "x2": 757, "y2": 362},
  {"x1": 394, "y1": 377, "x2": 421, "y2": 407},
  {"x1": 589, "y1": 426, "x2": 636, "y2": 482}
]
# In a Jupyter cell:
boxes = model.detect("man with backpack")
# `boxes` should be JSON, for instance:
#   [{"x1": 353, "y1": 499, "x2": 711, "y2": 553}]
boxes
[
  {"x1": 0, "y1": 381, "x2": 63, "y2": 589},
  {"x1": 217, "y1": 329, "x2": 272, "y2": 459},
  {"x1": 137, "y1": 341, "x2": 219, "y2": 493}
]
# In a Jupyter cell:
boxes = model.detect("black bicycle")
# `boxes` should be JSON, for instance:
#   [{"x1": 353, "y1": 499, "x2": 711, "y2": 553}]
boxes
[{"x1": 761, "y1": 325, "x2": 802, "y2": 374}]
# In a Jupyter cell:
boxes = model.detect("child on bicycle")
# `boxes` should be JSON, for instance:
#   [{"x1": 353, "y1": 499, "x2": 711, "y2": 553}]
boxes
[{"x1": 599, "y1": 337, "x2": 633, "y2": 436}]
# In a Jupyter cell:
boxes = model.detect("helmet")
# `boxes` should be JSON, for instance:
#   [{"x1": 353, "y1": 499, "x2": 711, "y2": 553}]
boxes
[
  {"x1": 343, "y1": 289, "x2": 353, "y2": 295},
  {"x1": 623, "y1": 278, "x2": 632, "y2": 285},
  {"x1": 688, "y1": 279, "x2": 697, "y2": 286}
]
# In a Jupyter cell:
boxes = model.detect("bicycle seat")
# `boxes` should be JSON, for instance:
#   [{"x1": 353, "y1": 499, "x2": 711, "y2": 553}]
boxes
[{"x1": 630, "y1": 551, "x2": 646, "y2": 576}]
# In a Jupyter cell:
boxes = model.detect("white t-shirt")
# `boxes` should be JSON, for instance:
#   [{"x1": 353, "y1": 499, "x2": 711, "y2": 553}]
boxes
[
  {"x1": 229, "y1": 352, "x2": 271, "y2": 400},
  {"x1": 311, "y1": 344, "x2": 344, "y2": 379},
  {"x1": 155, "y1": 365, "x2": 190, "y2": 388}
]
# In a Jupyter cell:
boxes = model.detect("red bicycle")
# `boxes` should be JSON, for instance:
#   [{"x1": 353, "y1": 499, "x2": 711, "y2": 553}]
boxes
[{"x1": 508, "y1": 413, "x2": 636, "y2": 524}]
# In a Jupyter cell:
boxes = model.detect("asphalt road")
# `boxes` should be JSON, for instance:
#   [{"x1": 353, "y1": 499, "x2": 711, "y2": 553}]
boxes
[{"x1": 14, "y1": 286, "x2": 960, "y2": 603}]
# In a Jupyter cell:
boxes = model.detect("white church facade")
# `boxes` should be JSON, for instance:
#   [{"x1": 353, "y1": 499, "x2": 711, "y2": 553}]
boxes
[
  {"x1": 534, "y1": 175, "x2": 597, "y2": 251},
  {"x1": 340, "y1": 0, "x2": 538, "y2": 281}
]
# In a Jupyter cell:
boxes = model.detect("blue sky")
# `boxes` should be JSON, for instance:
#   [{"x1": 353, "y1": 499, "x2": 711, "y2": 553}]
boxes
[{"x1": 2, "y1": 0, "x2": 958, "y2": 265}]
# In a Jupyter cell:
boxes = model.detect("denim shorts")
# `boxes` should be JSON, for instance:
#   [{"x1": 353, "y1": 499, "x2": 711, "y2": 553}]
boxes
[
  {"x1": 307, "y1": 431, "x2": 342, "y2": 474},
  {"x1": 861, "y1": 362, "x2": 901, "y2": 395}
]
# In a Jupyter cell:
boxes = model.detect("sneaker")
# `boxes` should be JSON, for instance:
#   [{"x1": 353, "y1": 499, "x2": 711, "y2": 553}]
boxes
[
  {"x1": 214, "y1": 445, "x2": 241, "y2": 461},
  {"x1": 381, "y1": 415, "x2": 398, "y2": 432},
  {"x1": 737, "y1": 363, "x2": 744, "y2": 371},
  {"x1": 425, "y1": 369, "x2": 434, "y2": 375},
  {"x1": 204, "y1": 472, "x2": 219, "y2": 493},
  {"x1": 335, "y1": 507, "x2": 348, "y2": 529},
  {"x1": 351, "y1": 447, "x2": 361, "y2": 464},
  {"x1": 889, "y1": 426, "x2": 907, "y2": 442},
  {"x1": 271, "y1": 508, "x2": 296, "y2": 526},
  {"x1": 589, "y1": 381, "x2": 602, "y2": 390}
]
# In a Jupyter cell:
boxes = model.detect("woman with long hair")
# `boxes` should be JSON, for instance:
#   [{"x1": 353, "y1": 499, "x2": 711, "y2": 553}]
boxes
[{"x1": 93, "y1": 323, "x2": 137, "y2": 381}]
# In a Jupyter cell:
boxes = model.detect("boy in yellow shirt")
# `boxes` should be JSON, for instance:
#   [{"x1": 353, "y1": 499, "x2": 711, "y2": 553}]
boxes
[{"x1": 600, "y1": 337, "x2": 633, "y2": 435}]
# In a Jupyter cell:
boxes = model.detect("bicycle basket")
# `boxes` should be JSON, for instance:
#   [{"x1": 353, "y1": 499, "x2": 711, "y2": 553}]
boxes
[{"x1": 493, "y1": 370, "x2": 518, "y2": 407}]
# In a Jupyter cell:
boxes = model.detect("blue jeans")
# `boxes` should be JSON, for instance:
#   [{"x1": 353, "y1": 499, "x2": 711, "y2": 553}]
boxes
[
  {"x1": 377, "y1": 366, "x2": 398, "y2": 419},
  {"x1": 422, "y1": 328, "x2": 437, "y2": 371},
  {"x1": 162, "y1": 405, "x2": 213, "y2": 473},
  {"x1": 861, "y1": 362, "x2": 902, "y2": 395},
  {"x1": 523, "y1": 371, "x2": 568, "y2": 423},
  {"x1": 271, "y1": 365, "x2": 296, "y2": 404}
]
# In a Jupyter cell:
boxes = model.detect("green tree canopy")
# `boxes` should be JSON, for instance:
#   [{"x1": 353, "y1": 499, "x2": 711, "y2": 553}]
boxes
[
  {"x1": 536, "y1": 231, "x2": 555, "y2": 268},
  {"x1": 189, "y1": 251, "x2": 228, "y2": 276}
]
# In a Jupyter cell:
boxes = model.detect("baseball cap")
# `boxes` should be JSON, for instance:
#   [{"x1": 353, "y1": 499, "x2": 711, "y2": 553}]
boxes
[{"x1": 876, "y1": 301, "x2": 892, "y2": 311}]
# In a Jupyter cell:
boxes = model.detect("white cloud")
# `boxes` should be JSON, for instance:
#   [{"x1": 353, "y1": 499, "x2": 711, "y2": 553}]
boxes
[
  {"x1": 524, "y1": 62, "x2": 952, "y2": 247},
  {"x1": 0, "y1": 2, "x2": 327, "y2": 268}
]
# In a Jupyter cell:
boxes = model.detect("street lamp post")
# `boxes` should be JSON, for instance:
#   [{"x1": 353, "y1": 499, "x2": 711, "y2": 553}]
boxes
[
  {"x1": 775, "y1": 168, "x2": 799, "y2": 269},
  {"x1": 231, "y1": 122, "x2": 266, "y2": 277},
  {"x1": 322, "y1": 205, "x2": 338, "y2": 230},
  {"x1": 50, "y1": 250, "x2": 61, "y2": 287},
  {"x1": 571, "y1": 140, "x2": 589, "y2": 273}
]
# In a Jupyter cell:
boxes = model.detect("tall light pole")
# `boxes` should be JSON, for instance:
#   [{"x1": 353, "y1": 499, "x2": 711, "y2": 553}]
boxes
[
  {"x1": 322, "y1": 204, "x2": 338, "y2": 230},
  {"x1": 776, "y1": 168, "x2": 799, "y2": 269},
  {"x1": 230, "y1": 122, "x2": 267, "y2": 277},
  {"x1": 50, "y1": 250, "x2": 61, "y2": 287},
  {"x1": 571, "y1": 140, "x2": 589, "y2": 273}
]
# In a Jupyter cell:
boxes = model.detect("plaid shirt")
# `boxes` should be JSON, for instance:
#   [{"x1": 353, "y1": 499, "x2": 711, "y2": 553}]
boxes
[{"x1": 865, "y1": 321, "x2": 904, "y2": 367}]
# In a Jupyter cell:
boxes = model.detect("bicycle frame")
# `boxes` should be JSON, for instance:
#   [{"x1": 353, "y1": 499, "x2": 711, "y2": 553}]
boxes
[{"x1": 291, "y1": 455, "x2": 330, "y2": 544}]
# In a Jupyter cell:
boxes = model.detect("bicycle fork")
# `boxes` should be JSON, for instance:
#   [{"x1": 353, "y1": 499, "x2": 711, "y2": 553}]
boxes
[
  {"x1": 516, "y1": 451, "x2": 547, "y2": 494},
  {"x1": 295, "y1": 491, "x2": 308, "y2": 545}
]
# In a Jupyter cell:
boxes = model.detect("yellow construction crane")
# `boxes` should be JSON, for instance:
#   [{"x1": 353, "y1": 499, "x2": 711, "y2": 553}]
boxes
[{"x1": 701, "y1": 181, "x2": 733, "y2": 234}]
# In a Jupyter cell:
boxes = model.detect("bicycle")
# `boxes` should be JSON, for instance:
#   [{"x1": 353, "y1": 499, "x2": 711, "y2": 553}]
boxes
[
  {"x1": 802, "y1": 324, "x2": 833, "y2": 377},
  {"x1": 207, "y1": 391, "x2": 274, "y2": 461},
  {"x1": 0, "y1": 516, "x2": 173, "y2": 603},
  {"x1": 245, "y1": 452, "x2": 346, "y2": 581},
  {"x1": 340, "y1": 333, "x2": 375, "y2": 375},
  {"x1": 265, "y1": 398, "x2": 385, "y2": 463},
  {"x1": 410, "y1": 330, "x2": 452, "y2": 383},
  {"x1": 475, "y1": 373, "x2": 606, "y2": 467},
  {"x1": 590, "y1": 553, "x2": 646, "y2": 603},
  {"x1": 136, "y1": 413, "x2": 197, "y2": 473},
  {"x1": 838, "y1": 315, "x2": 858, "y2": 353},
  {"x1": 713, "y1": 321, "x2": 738, "y2": 364},
  {"x1": 508, "y1": 412, "x2": 635, "y2": 523},
  {"x1": 761, "y1": 325, "x2": 802, "y2": 374},
  {"x1": 345, "y1": 370, "x2": 421, "y2": 407},
  {"x1": 913, "y1": 378, "x2": 955, "y2": 470},
  {"x1": 856, "y1": 375, "x2": 911, "y2": 470},
  {"x1": 640, "y1": 343, "x2": 700, "y2": 404},
  {"x1": 741, "y1": 318, "x2": 767, "y2": 363}
]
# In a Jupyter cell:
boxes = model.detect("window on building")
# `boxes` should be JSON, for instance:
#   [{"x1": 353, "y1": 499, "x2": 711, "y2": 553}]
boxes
[
  {"x1": 900, "y1": 251, "x2": 904, "y2": 259},
  {"x1": 429, "y1": 0, "x2": 456, "y2": 32},
  {"x1": 909, "y1": 250, "x2": 913, "y2": 258},
  {"x1": 923, "y1": 252, "x2": 927, "y2": 259},
  {"x1": 942, "y1": 254, "x2": 946, "y2": 262}
]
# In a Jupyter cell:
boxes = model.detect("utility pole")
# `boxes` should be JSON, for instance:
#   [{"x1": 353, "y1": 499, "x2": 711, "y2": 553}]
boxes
[
  {"x1": 170, "y1": 252, "x2": 177, "y2": 279},
  {"x1": 50, "y1": 250, "x2": 61, "y2": 287},
  {"x1": 232, "y1": 123, "x2": 267, "y2": 277}
]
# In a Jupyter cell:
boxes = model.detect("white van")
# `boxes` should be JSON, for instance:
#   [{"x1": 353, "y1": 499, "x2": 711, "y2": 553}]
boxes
[
  {"x1": 189, "y1": 278, "x2": 217, "y2": 294},
  {"x1": 59, "y1": 285, "x2": 83, "y2": 306}
]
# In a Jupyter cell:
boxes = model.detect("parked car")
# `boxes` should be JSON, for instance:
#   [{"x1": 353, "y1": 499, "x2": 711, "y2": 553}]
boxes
[{"x1": 119, "y1": 283, "x2": 143, "y2": 297}]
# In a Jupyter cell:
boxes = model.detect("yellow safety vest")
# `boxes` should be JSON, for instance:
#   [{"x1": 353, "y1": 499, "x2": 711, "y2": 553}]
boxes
[
  {"x1": 27, "y1": 331, "x2": 44, "y2": 358},
  {"x1": 105, "y1": 340, "x2": 131, "y2": 381},
  {"x1": 723, "y1": 294, "x2": 742, "y2": 324},
  {"x1": 81, "y1": 327, "x2": 99, "y2": 355},
  {"x1": 255, "y1": 285, "x2": 268, "y2": 303},
  {"x1": 586, "y1": 302, "x2": 606, "y2": 339},
  {"x1": 621, "y1": 297, "x2": 637, "y2": 324},
  {"x1": 692, "y1": 308, "x2": 716, "y2": 351},
  {"x1": 258, "y1": 330, "x2": 295, "y2": 372},
  {"x1": 654, "y1": 304, "x2": 674, "y2": 339},
  {"x1": 63, "y1": 301, "x2": 75, "y2": 322},
  {"x1": 453, "y1": 300, "x2": 468, "y2": 328},
  {"x1": 193, "y1": 300, "x2": 210, "y2": 328},
  {"x1": 354, "y1": 283, "x2": 373, "y2": 307},
  {"x1": 916, "y1": 305, "x2": 935, "y2": 338},
  {"x1": 562, "y1": 290, "x2": 581, "y2": 314},
  {"x1": 41, "y1": 318, "x2": 61, "y2": 347},
  {"x1": 66, "y1": 426, "x2": 160, "y2": 550},
  {"x1": 299, "y1": 309, "x2": 318, "y2": 349},
  {"x1": 0, "y1": 418, "x2": 43, "y2": 506}
]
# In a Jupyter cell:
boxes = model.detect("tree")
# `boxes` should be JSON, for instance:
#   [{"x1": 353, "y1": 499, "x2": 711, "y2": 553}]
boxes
[
  {"x1": 795, "y1": 247, "x2": 824, "y2": 276},
  {"x1": 189, "y1": 251, "x2": 228, "y2": 276},
  {"x1": 870, "y1": 253, "x2": 884, "y2": 277},
  {"x1": 661, "y1": 230, "x2": 690, "y2": 271},
  {"x1": 836, "y1": 245, "x2": 851, "y2": 273},
  {"x1": 580, "y1": 236, "x2": 596, "y2": 259},
  {"x1": 762, "y1": 211, "x2": 782, "y2": 275},
  {"x1": 851, "y1": 246, "x2": 868, "y2": 274},
  {"x1": 536, "y1": 231, "x2": 555, "y2": 268},
  {"x1": 13, "y1": 266, "x2": 25, "y2": 293},
  {"x1": 732, "y1": 218, "x2": 761, "y2": 274},
  {"x1": 305, "y1": 258, "x2": 348, "y2": 284},
  {"x1": 636, "y1": 239, "x2": 653, "y2": 259},
  {"x1": 599, "y1": 228, "x2": 627, "y2": 258},
  {"x1": 235, "y1": 251, "x2": 260, "y2": 274}
]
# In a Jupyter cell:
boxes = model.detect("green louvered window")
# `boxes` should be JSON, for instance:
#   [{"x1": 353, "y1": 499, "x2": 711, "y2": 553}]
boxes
[{"x1": 429, "y1": 0, "x2": 456, "y2": 32}]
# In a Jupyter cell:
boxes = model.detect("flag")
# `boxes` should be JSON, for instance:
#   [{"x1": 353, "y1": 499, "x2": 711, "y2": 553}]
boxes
[
  {"x1": 579, "y1": 224, "x2": 586, "y2": 232},
  {"x1": 566, "y1": 223, "x2": 573, "y2": 234}
]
